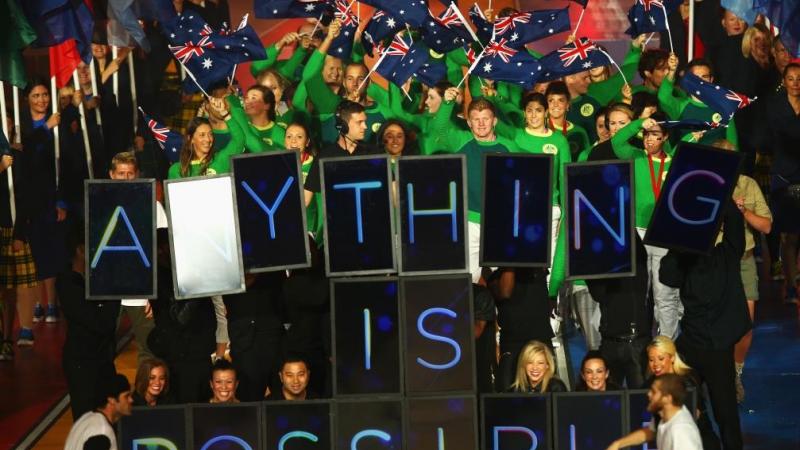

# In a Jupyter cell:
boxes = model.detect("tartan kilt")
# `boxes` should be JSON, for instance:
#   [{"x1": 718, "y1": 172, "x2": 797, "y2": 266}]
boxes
[{"x1": 0, "y1": 227, "x2": 38, "y2": 288}]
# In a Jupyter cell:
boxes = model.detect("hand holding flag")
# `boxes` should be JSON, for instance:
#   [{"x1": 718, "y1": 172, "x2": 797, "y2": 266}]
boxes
[{"x1": 679, "y1": 72, "x2": 756, "y2": 124}]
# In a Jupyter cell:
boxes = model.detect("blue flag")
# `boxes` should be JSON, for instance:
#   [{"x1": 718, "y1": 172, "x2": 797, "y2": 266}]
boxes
[
  {"x1": 755, "y1": 0, "x2": 800, "y2": 58},
  {"x1": 375, "y1": 35, "x2": 446, "y2": 88},
  {"x1": 357, "y1": 0, "x2": 429, "y2": 27},
  {"x1": 679, "y1": 72, "x2": 756, "y2": 124},
  {"x1": 421, "y1": 4, "x2": 472, "y2": 53},
  {"x1": 492, "y1": 8, "x2": 571, "y2": 48},
  {"x1": 471, "y1": 39, "x2": 542, "y2": 89},
  {"x1": 253, "y1": 0, "x2": 329, "y2": 19},
  {"x1": 658, "y1": 119, "x2": 721, "y2": 131},
  {"x1": 107, "y1": 0, "x2": 152, "y2": 52},
  {"x1": 140, "y1": 108, "x2": 183, "y2": 163},
  {"x1": 363, "y1": 10, "x2": 403, "y2": 56},
  {"x1": 22, "y1": 0, "x2": 94, "y2": 63},
  {"x1": 720, "y1": 0, "x2": 758, "y2": 24},
  {"x1": 167, "y1": 13, "x2": 267, "y2": 93},
  {"x1": 325, "y1": 0, "x2": 359, "y2": 58},
  {"x1": 625, "y1": 0, "x2": 682, "y2": 36},
  {"x1": 468, "y1": 3, "x2": 493, "y2": 43},
  {"x1": 538, "y1": 37, "x2": 613, "y2": 81}
]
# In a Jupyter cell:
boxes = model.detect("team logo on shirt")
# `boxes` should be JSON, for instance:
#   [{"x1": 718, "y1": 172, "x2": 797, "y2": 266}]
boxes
[
  {"x1": 372, "y1": 122, "x2": 382, "y2": 133},
  {"x1": 207, "y1": 168, "x2": 217, "y2": 175},
  {"x1": 580, "y1": 103, "x2": 594, "y2": 117},
  {"x1": 263, "y1": 137, "x2": 274, "y2": 146},
  {"x1": 542, "y1": 143, "x2": 558, "y2": 154},
  {"x1": 712, "y1": 113, "x2": 722, "y2": 124}
]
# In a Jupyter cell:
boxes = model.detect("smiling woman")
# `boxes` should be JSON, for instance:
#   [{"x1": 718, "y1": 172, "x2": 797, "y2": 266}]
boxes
[
  {"x1": 209, "y1": 359, "x2": 239, "y2": 404},
  {"x1": 509, "y1": 340, "x2": 567, "y2": 393},
  {"x1": 133, "y1": 358, "x2": 172, "y2": 407}
]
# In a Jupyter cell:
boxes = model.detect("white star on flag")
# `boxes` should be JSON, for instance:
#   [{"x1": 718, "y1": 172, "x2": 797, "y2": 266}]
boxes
[
  {"x1": 202, "y1": 58, "x2": 213, "y2": 69},
  {"x1": 582, "y1": 61, "x2": 592, "y2": 68},
  {"x1": 483, "y1": 62, "x2": 492, "y2": 72},
  {"x1": 510, "y1": 33, "x2": 519, "y2": 41},
  {"x1": 387, "y1": 18, "x2": 396, "y2": 28},
  {"x1": 305, "y1": 4, "x2": 315, "y2": 11}
]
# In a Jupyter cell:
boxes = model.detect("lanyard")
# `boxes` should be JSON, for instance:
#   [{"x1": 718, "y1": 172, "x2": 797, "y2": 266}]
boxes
[
  {"x1": 549, "y1": 118, "x2": 568, "y2": 136},
  {"x1": 648, "y1": 153, "x2": 666, "y2": 199}
]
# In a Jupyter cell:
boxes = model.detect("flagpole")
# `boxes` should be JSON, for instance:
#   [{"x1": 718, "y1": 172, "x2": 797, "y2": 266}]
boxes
[
  {"x1": 643, "y1": 32, "x2": 655, "y2": 48},
  {"x1": 572, "y1": 7, "x2": 587, "y2": 39},
  {"x1": 449, "y1": 2, "x2": 485, "y2": 50},
  {"x1": 357, "y1": 45, "x2": 392, "y2": 93},
  {"x1": 687, "y1": 0, "x2": 695, "y2": 60},
  {"x1": 308, "y1": 12, "x2": 325, "y2": 39},
  {"x1": 73, "y1": 70, "x2": 94, "y2": 179},
  {"x1": 12, "y1": 87, "x2": 21, "y2": 145},
  {"x1": 50, "y1": 76, "x2": 60, "y2": 186},
  {"x1": 597, "y1": 48, "x2": 628, "y2": 86},
  {"x1": 661, "y1": 4, "x2": 674, "y2": 53},
  {"x1": 127, "y1": 50, "x2": 138, "y2": 134},
  {"x1": 457, "y1": 49, "x2": 486, "y2": 89},
  {"x1": 0, "y1": 82, "x2": 17, "y2": 225},
  {"x1": 112, "y1": 46, "x2": 120, "y2": 106},
  {"x1": 89, "y1": 58, "x2": 102, "y2": 126},
  {"x1": 177, "y1": 61, "x2": 212, "y2": 98}
]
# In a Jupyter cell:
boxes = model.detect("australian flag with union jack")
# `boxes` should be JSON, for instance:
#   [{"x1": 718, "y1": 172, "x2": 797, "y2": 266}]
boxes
[
  {"x1": 491, "y1": 8, "x2": 571, "y2": 48},
  {"x1": 375, "y1": 34, "x2": 446, "y2": 88},
  {"x1": 253, "y1": 0, "x2": 328, "y2": 19},
  {"x1": 625, "y1": 0, "x2": 683, "y2": 36},
  {"x1": 538, "y1": 37, "x2": 613, "y2": 81},
  {"x1": 421, "y1": 3, "x2": 473, "y2": 53},
  {"x1": 679, "y1": 72, "x2": 756, "y2": 124},
  {"x1": 469, "y1": 39, "x2": 542, "y2": 89},
  {"x1": 139, "y1": 108, "x2": 183, "y2": 164}
]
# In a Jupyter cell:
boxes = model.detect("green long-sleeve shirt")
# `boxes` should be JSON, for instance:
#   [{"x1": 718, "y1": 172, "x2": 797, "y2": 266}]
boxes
[
  {"x1": 227, "y1": 95, "x2": 285, "y2": 152},
  {"x1": 587, "y1": 42, "x2": 642, "y2": 106},
  {"x1": 430, "y1": 101, "x2": 516, "y2": 223},
  {"x1": 250, "y1": 44, "x2": 309, "y2": 81},
  {"x1": 658, "y1": 76, "x2": 739, "y2": 147},
  {"x1": 167, "y1": 117, "x2": 246, "y2": 179},
  {"x1": 610, "y1": 118, "x2": 675, "y2": 228}
]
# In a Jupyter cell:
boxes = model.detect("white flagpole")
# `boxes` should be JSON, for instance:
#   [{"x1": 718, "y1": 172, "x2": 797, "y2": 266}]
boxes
[
  {"x1": 661, "y1": 4, "x2": 674, "y2": 53},
  {"x1": 177, "y1": 60, "x2": 212, "y2": 98},
  {"x1": 12, "y1": 86, "x2": 21, "y2": 145},
  {"x1": 451, "y1": 2, "x2": 485, "y2": 50},
  {"x1": 643, "y1": 32, "x2": 656, "y2": 48},
  {"x1": 572, "y1": 7, "x2": 587, "y2": 39},
  {"x1": 687, "y1": 0, "x2": 695, "y2": 60},
  {"x1": 127, "y1": 50, "x2": 138, "y2": 134},
  {"x1": 50, "y1": 76, "x2": 60, "y2": 186},
  {"x1": 457, "y1": 49, "x2": 486, "y2": 89},
  {"x1": 73, "y1": 70, "x2": 94, "y2": 179},
  {"x1": 357, "y1": 44, "x2": 392, "y2": 93},
  {"x1": 89, "y1": 58, "x2": 102, "y2": 126},
  {"x1": 0, "y1": 82, "x2": 16, "y2": 225},
  {"x1": 597, "y1": 48, "x2": 629, "y2": 86},
  {"x1": 111, "y1": 46, "x2": 120, "y2": 106},
  {"x1": 308, "y1": 12, "x2": 325, "y2": 39}
]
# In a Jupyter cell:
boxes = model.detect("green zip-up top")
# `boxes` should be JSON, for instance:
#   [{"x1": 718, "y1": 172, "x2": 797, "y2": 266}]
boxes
[
  {"x1": 227, "y1": 95, "x2": 285, "y2": 152},
  {"x1": 167, "y1": 117, "x2": 246, "y2": 179},
  {"x1": 658, "y1": 75, "x2": 739, "y2": 147},
  {"x1": 610, "y1": 118, "x2": 675, "y2": 228},
  {"x1": 430, "y1": 100, "x2": 516, "y2": 223}
]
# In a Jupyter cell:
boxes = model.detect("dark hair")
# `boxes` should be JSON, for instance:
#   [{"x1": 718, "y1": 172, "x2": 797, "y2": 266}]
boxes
[
  {"x1": 638, "y1": 48, "x2": 670, "y2": 79},
  {"x1": 281, "y1": 354, "x2": 310, "y2": 372},
  {"x1": 179, "y1": 117, "x2": 214, "y2": 177},
  {"x1": 134, "y1": 358, "x2": 170, "y2": 400},
  {"x1": 686, "y1": 58, "x2": 715, "y2": 78},
  {"x1": 376, "y1": 119, "x2": 419, "y2": 156},
  {"x1": 596, "y1": 106, "x2": 609, "y2": 126},
  {"x1": 432, "y1": 80, "x2": 454, "y2": 99},
  {"x1": 497, "y1": 7, "x2": 520, "y2": 17},
  {"x1": 336, "y1": 99, "x2": 366, "y2": 126},
  {"x1": 285, "y1": 121, "x2": 318, "y2": 157},
  {"x1": 93, "y1": 374, "x2": 131, "y2": 409},
  {"x1": 23, "y1": 76, "x2": 49, "y2": 99},
  {"x1": 520, "y1": 92, "x2": 547, "y2": 111},
  {"x1": 631, "y1": 91, "x2": 659, "y2": 118},
  {"x1": 575, "y1": 350, "x2": 608, "y2": 391},
  {"x1": 653, "y1": 373, "x2": 688, "y2": 407},
  {"x1": 783, "y1": 62, "x2": 800, "y2": 78},
  {"x1": 468, "y1": 97, "x2": 496, "y2": 116},
  {"x1": 246, "y1": 85, "x2": 277, "y2": 121},
  {"x1": 544, "y1": 81, "x2": 571, "y2": 102},
  {"x1": 646, "y1": 111, "x2": 670, "y2": 135},
  {"x1": 210, "y1": 358, "x2": 237, "y2": 378}
]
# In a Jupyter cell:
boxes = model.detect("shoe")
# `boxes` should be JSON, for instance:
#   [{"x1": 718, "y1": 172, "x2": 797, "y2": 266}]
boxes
[
  {"x1": 17, "y1": 328, "x2": 34, "y2": 346},
  {"x1": 785, "y1": 285, "x2": 799, "y2": 304},
  {"x1": 32, "y1": 303, "x2": 44, "y2": 323},
  {"x1": 772, "y1": 261, "x2": 784, "y2": 281},
  {"x1": 735, "y1": 370, "x2": 745, "y2": 404},
  {"x1": 0, "y1": 341, "x2": 13, "y2": 361},
  {"x1": 45, "y1": 304, "x2": 59, "y2": 323}
]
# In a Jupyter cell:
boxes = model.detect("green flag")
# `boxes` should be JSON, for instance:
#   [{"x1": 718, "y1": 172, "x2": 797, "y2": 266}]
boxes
[{"x1": 0, "y1": 0, "x2": 37, "y2": 88}]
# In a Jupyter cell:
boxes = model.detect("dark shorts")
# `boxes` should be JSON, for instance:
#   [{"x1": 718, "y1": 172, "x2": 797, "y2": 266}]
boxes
[{"x1": 28, "y1": 211, "x2": 66, "y2": 280}]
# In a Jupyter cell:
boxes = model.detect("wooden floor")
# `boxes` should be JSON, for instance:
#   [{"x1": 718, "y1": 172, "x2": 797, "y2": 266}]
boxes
[{"x1": 32, "y1": 340, "x2": 139, "y2": 450}]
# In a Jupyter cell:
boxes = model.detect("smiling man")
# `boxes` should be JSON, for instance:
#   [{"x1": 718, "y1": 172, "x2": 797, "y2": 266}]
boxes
[{"x1": 267, "y1": 355, "x2": 316, "y2": 401}]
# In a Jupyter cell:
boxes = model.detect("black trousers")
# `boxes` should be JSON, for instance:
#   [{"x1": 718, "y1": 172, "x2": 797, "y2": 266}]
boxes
[
  {"x1": 600, "y1": 336, "x2": 649, "y2": 389},
  {"x1": 230, "y1": 330, "x2": 283, "y2": 402},
  {"x1": 63, "y1": 359, "x2": 116, "y2": 420},
  {"x1": 677, "y1": 337, "x2": 743, "y2": 450}
]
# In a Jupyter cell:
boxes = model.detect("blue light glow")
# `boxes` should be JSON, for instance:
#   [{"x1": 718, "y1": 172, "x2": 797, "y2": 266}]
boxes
[
  {"x1": 278, "y1": 431, "x2": 319, "y2": 450},
  {"x1": 333, "y1": 181, "x2": 383, "y2": 243},
  {"x1": 416, "y1": 307, "x2": 462, "y2": 370},
  {"x1": 241, "y1": 177, "x2": 295, "y2": 239},
  {"x1": 199, "y1": 435, "x2": 253, "y2": 450},
  {"x1": 363, "y1": 308, "x2": 372, "y2": 370},
  {"x1": 91, "y1": 206, "x2": 150, "y2": 269},
  {"x1": 667, "y1": 170, "x2": 724, "y2": 225},
  {"x1": 492, "y1": 426, "x2": 538, "y2": 450},
  {"x1": 350, "y1": 429, "x2": 391, "y2": 450},
  {"x1": 132, "y1": 437, "x2": 178, "y2": 450},
  {"x1": 406, "y1": 182, "x2": 458, "y2": 244},
  {"x1": 573, "y1": 188, "x2": 626, "y2": 250}
]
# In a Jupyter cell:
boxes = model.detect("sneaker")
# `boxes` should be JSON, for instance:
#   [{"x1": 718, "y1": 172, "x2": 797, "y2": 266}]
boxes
[
  {"x1": 735, "y1": 371, "x2": 745, "y2": 404},
  {"x1": 785, "y1": 285, "x2": 799, "y2": 304},
  {"x1": 0, "y1": 341, "x2": 13, "y2": 361},
  {"x1": 17, "y1": 328, "x2": 34, "y2": 346},
  {"x1": 45, "y1": 304, "x2": 59, "y2": 323},
  {"x1": 32, "y1": 303, "x2": 44, "y2": 323},
  {"x1": 772, "y1": 261, "x2": 785, "y2": 281}
]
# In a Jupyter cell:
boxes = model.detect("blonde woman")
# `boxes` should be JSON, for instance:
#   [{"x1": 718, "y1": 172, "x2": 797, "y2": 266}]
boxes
[
  {"x1": 509, "y1": 340, "x2": 567, "y2": 393},
  {"x1": 646, "y1": 335, "x2": 693, "y2": 378}
]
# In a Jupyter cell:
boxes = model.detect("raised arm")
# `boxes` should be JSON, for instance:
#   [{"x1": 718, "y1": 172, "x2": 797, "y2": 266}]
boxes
[
  {"x1": 610, "y1": 118, "x2": 645, "y2": 159},
  {"x1": 658, "y1": 53, "x2": 689, "y2": 120}
]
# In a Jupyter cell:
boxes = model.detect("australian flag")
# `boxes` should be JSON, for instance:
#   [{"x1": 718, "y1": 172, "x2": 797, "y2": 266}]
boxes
[
  {"x1": 357, "y1": 0, "x2": 429, "y2": 27},
  {"x1": 755, "y1": 0, "x2": 800, "y2": 57},
  {"x1": 21, "y1": 0, "x2": 94, "y2": 63},
  {"x1": 625, "y1": 0, "x2": 683, "y2": 36},
  {"x1": 326, "y1": 0, "x2": 359, "y2": 58},
  {"x1": 492, "y1": 8, "x2": 571, "y2": 48},
  {"x1": 679, "y1": 72, "x2": 756, "y2": 123},
  {"x1": 538, "y1": 37, "x2": 613, "y2": 81},
  {"x1": 139, "y1": 108, "x2": 183, "y2": 163},
  {"x1": 471, "y1": 39, "x2": 542, "y2": 89},
  {"x1": 167, "y1": 13, "x2": 267, "y2": 93},
  {"x1": 658, "y1": 119, "x2": 721, "y2": 131},
  {"x1": 421, "y1": 4, "x2": 472, "y2": 53},
  {"x1": 468, "y1": 4, "x2": 493, "y2": 43},
  {"x1": 254, "y1": 0, "x2": 329, "y2": 18},
  {"x1": 376, "y1": 35, "x2": 446, "y2": 88},
  {"x1": 363, "y1": 10, "x2": 402, "y2": 56}
]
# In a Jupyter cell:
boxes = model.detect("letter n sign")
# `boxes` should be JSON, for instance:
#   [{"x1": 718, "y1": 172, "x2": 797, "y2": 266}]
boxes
[
  {"x1": 565, "y1": 161, "x2": 636, "y2": 280},
  {"x1": 86, "y1": 180, "x2": 156, "y2": 299}
]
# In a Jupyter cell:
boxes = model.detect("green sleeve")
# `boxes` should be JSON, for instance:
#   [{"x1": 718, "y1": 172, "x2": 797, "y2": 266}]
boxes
[
  {"x1": 351, "y1": 39, "x2": 365, "y2": 64},
  {"x1": 389, "y1": 83, "x2": 426, "y2": 129},
  {"x1": 305, "y1": 71, "x2": 342, "y2": 115},
  {"x1": 213, "y1": 117, "x2": 247, "y2": 170},
  {"x1": 291, "y1": 83, "x2": 310, "y2": 120},
  {"x1": 611, "y1": 119, "x2": 644, "y2": 159},
  {"x1": 302, "y1": 50, "x2": 325, "y2": 81},
  {"x1": 446, "y1": 48, "x2": 469, "y2": 86},
  {"x1": 468, "y1": 75, "x2": 483, "y2": 99},
  {"x1": 494, "y1": 117, "x2": 517, "y2": 141},
  {"x1": 276, "y1": 46, "x2": 308, "y2": 81},
  {"x1": 726, "y1": 118, "x2": 739, "y2": 148},
  {"x1": 548, "y1": 218, "x2": 567, "y2": 297},
  {"x1": 658, "y1": 76, "x2": 689, "y2": 120},
  {"x1": 587, "y1": 43, "x2": 641, "y2": 106},
  {"x1": 250, "y1": 45, "x2": 279, "y2": 77},
  {"x1": 227, "y1": 94, "x2": 268, "y2": 152},
  {"x1": 429, "y1": 101, "x2": 472, "y2": 152},
  {"x1": 578, "y1": 147, "x2": 591, "y2": 162},
  {"x1": 573, "y1": 126, "x2": 591, "y2": 157},
  {"x1": 555, "y1": 134, "x2": 572, "y2": 206},
  {"x1": 368, "y1": 82, "x2": 390, "y2": 110},
  {"x1": 167, "y1": 163, "x2": 181, "y2": 179}
]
